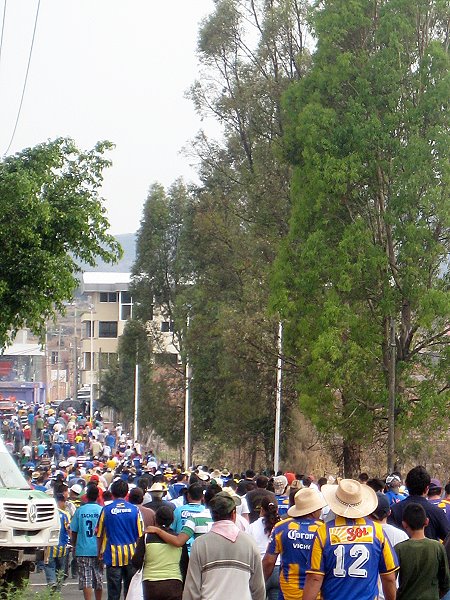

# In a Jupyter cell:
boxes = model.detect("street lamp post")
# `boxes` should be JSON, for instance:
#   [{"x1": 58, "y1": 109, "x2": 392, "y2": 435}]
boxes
[
  {"x1": 184, "y1": 315, "x2": 191, "y2": 470},
  {"x1": 90, "y1": 307, "x2": 94, "y2": 422},
  {"x1": 274, "y1": 321, "x2": 283, "y2": 474}
]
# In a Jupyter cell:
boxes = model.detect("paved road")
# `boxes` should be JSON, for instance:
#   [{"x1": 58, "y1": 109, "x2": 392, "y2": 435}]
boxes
[{"x1": 28, "y1": 571, "x2": 108, "y2": 599}]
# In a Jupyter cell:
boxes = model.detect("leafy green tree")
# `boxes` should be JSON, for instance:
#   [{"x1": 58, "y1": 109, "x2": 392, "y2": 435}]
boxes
[
  {"x1": 99, "y1": 319, "x2": 153, "y2": 423},
  {"x1": 273, "y1": 0, "x2": 449, "y2": 475},
  {"x1": 131, "y1": 180, "x2": 193, "y2": 325},
  {"x1": 0, "y1": 138, "x2": 121, "y2": 346},
  {"x1": 174, "y1": 0, "x2": 312, "y2": 465}
]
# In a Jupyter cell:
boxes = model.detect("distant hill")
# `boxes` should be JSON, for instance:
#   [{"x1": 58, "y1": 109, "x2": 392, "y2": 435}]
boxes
[{"x1": 82, "y1": 233, "x2": 136, "y2": 273}]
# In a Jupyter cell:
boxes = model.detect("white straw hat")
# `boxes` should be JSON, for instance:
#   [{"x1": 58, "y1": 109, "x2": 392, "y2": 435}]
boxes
[
  {"x1": 321, "y1": 479, "x2": 378, "y2": 518},
  {"x1": 287, "y1": 488, "x2": 327, "y2": 517}
]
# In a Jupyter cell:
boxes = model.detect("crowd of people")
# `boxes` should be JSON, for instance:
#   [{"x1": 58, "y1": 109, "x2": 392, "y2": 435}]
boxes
[{"x1": 2, "y1": 400, "x2": 450, "y2": 600}]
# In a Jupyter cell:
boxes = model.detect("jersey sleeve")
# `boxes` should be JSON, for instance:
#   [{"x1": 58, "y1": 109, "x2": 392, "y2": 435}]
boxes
[
  {"x1": 267, "y1": 523, "x2": 282, "y2": 555},
  {"x1": 306, "y1": 522, "x2": 327, "y2": 576},
  {"x1": 181, "y1": 518, "x2": 195, "y2": 539},
  {"x1": 96, "y1": 508, "x2": 105, "y2": 538}
]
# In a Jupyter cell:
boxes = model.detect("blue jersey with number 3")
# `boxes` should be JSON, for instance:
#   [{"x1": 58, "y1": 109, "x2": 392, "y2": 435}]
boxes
[
  {"x1": 71, "y1": 502, "x2": 103, "y2": 557},
  {"x1": 307, "y1": 516, "x2": 399, "y2": 600}
]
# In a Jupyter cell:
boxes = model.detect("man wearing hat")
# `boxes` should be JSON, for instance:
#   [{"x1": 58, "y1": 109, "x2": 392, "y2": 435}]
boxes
[
  {"x1": 428, "y1": 479, "x2": 450, "y2": 517},
  {"x1": 262, "y1": 488, "x2": 326, "y2": 599},
  {"x1": 384, "y1": 473, "x2": 406, "y2": 505},
  {"x1": 143, "y1": 481, "x2": 172, "y2": 512},
  {"x1": 303, "y1": 479, "x2": 399, "y2": 600},
  {"x1": 183, "y1": 491, "x2": 265, "y2": 600},
  {"x1": 273, "y1": 475, "x2": 289, "y2": 516}
]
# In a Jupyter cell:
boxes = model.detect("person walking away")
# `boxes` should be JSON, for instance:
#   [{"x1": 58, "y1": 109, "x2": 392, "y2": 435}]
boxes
[
  {"x1": 44, "y1": 493, "x2": 71, "y2": 591},
  {"x1": 395, "y1": 503, "x2": 450, "y2": 600},
  {"x1": 249, "y1": 496, "x2": 281, "y2": 600},
  {"x1": 97, "y1": 479, "x2": 144, "y2": 600},
  {"x1": 428, "y1": 479, "x2": 450, "y2": 522},
  {"x1": 369, "y1": 492, "x2": 408, "y2": 600},
  {"x1": 263, "y1": 488, "x2": 325, "y2": 600},
  {"x1": 303, "y1": 479, "x2": 398, "y2": 600},
  {"x1": 172, "y1": 484, "x2": 207, "y2": 553},
  {"x1": 129, "y1": 487, "x2": 156, "y2": 528},
  {"x1": 246, "y1": 475, "x2": 277, "y2": 524},
  {"x1": 384, "y1": 474, "x2": 407, "y2": 505},
  {"x1": 71, "y1": 484, "x2": 104, "y2": 600},
  {"x1": 389, "y1": 466, "x2": 450, "y2": 540},
  {"x1": 143, "y1": 482, "x2": 173, "y2": 512},
  {"x1": 273, "y1": 475, "x2": 290, "y2": 517},
  {"x1": 182, "y1": 491, "x2": 265, "y2": 600},
  {"x1": 132, "y1": 506, "x2": 189, "y2": 600}
]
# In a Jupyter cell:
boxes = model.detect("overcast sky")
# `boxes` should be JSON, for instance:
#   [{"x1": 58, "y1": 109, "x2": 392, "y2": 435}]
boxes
[{"x1": 0, "y1": 0, "x2": 217, "y2": 234}]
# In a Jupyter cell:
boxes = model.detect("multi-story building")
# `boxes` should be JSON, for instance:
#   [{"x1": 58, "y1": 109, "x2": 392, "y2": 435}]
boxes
[
  {"x1": 80, "y1": 272, "x2": 133, "y2": 395},
  {"x1": 79, "y1": 272, "x2": 182, "y2": 410}
]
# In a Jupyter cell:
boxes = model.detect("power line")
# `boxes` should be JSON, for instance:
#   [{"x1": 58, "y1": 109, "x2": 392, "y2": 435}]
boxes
[
  {"x1": 3, "y1": 0, "x2": 40, "y2": 157},
  {"x1": 0, "y1": 0, "x2": 7, "y2": 74}
]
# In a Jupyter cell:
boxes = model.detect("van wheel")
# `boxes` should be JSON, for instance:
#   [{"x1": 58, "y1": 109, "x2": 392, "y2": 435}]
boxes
[{"x1": 3, "y1": 561, "x2": 31, "y2": 588}]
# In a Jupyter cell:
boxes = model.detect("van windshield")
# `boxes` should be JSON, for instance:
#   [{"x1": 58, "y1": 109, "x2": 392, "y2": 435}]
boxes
[{"x1": 0, "y1": 444, "x2": 29, "y2": 489}]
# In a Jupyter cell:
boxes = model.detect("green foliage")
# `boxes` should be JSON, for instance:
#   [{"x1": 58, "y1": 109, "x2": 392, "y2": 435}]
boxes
[
  {"x1": 99, "y1": 319, "x2": 153, "y2": 424},
  {"x1": 0, "y1": 580, "x2": 61, "y2": 600},
  {"x1": 0, "y1": 138, "x2": 122, "y2": 346},
  {"x1": 274, "y1": 0, "x2": 449, "y2": 472}
]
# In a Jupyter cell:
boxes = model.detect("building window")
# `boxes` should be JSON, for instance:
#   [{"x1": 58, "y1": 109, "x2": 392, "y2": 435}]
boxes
[
  {"x1": 99, "y1": 292, "x2": 117, "y2": 303},
  {"x1": 84, "y1": 352, "x2": 94, "y2": 370},
  {"x1": 160, "y1": 321, "x2": 174, "y2": 333},
  {"x1": 99, "y1": 352, "x2": 118, "y2": 370},
  {"x1": 99, "y1": 321, "x2": 118, "y2": 338},
  {"x1": 51, "y1": 351, "x2": 58, "y2": 365},
  {"x1": 120, "y1": 291, "x2": 133, "y2": 321},
  {"x1": 84, "y1": 321, "x2": 94, "y2": 338}
]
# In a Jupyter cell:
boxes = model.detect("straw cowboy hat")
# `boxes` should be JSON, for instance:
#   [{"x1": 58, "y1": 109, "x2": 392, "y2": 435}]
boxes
[
  {"x1": 222, "y1": 487, "x2": 242, "y2": 506},
  {"x1": 321, "y1": 478, "x2": 378, "y2": 519},
  {"x1": 288, "y1": 488, "x2": 327, "y2": 518}
]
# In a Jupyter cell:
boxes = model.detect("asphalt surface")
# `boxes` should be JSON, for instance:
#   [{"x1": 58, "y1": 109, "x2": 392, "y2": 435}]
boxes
[{"x1": 28, "y1": 570, "x2": 108, "y2": 599}]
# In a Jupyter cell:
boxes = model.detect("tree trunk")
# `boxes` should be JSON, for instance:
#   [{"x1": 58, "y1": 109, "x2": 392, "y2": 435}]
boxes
[{"x1": 342, "y1": 439, "x2": 361, "y2": 478}]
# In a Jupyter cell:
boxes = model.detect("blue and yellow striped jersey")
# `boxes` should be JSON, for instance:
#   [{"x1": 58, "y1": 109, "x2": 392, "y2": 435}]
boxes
[
  {"x1": 276, "y1": 494, "x2": 290, "y2": 517},
  {"x1": 97, "y1": 499, "x2": 144, "y2": 567},
  {"x1": 267, "y1": 516, "x2": 322, "y2": 599},
  {"x1": 306, "y1": 516, "x2": 399, "y2": 600},
  {"x1": 49, "y1": 508, "x2": 70, "y2": 558}
]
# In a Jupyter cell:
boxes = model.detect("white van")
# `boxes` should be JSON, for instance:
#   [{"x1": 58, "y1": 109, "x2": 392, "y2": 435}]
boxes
[{"x1": 0, "y1": 438, "x2": 60, "y2": 585}]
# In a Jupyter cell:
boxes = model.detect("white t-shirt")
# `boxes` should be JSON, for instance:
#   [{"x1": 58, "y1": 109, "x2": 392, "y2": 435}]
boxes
[
  {"x1": 22, "y1": 445, "x2": 32, "y2": 457},
  {"x1": 247, "y1": 516, "x2": 280, "y2": 565},
  {"x1": 236, "y1": 496, "x2": 250, "y2": 517}
]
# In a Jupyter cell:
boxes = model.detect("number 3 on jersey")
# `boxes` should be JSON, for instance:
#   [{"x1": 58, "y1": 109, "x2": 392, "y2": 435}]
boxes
[
  {"x1": 86, "y1": 519, "x2": 94, "y2": 537},
  {"x1": 333, "y1": 544, "x2": 369, "y2": 578}
]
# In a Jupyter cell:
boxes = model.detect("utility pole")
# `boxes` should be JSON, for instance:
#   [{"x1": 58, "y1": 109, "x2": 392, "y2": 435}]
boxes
[
  {"x1": 387, "y1": 317, "x2": 396, "y2": 473},
  {"x1": 184, "y1": 316, "x2": 192, "y2": 470},
  {"x1": 90, "y1": 307, "x2": 94, "y2": 422},
  {"x1": 134, "y1": 342, "x2": 139, "y2": 442},
  {"x1": 73, "y1": 307, "x2": 78, "y2": 401},
  {"x1": 274, "y1": 321, "x2": 283, "y2": 474},
  {"x1": 56, "y1": 328, "x2": 61, "y2": 401}
]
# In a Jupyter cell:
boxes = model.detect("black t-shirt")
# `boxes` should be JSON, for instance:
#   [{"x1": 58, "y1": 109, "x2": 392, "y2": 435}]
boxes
[{"x1": 245, "y1": 488, "x2": 277, "y2": 524}]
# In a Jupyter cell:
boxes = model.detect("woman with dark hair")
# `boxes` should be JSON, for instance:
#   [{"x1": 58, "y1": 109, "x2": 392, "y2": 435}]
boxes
[
  {"x1": 248, "y1": 496, "x2": 281, "y2": 600},
  {"x1": 132, "y1": 505, "x2": 188, "y2": 600}
]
